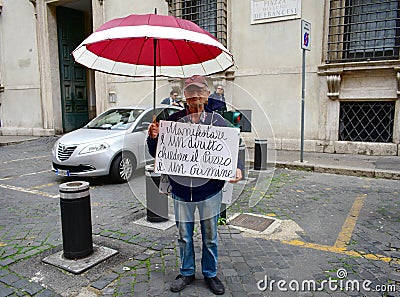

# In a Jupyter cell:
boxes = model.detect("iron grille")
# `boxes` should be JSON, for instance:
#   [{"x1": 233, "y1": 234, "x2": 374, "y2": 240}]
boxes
[
  {"x1": 57, "y1": 144, "x2": 77, "y2": 161},
  {"x1": 339, "y1": 101, "x2": 395, "y2": 142},
  {"x1": 327, "y1": 0, "x2": 400, "y2": 63},
  {"x1": 167, "y1": 0, "x2": 227, "y2": 47}
]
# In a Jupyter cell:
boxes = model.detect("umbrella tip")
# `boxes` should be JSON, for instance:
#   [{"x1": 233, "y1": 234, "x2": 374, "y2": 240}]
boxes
[{"x1": 154, "y1": 8, "x2": 157, "y2": 14}]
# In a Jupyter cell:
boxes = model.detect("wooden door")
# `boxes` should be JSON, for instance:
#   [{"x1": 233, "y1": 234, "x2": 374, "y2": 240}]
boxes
[{"x1": 57, "y1": 6, "x2": 89, "y2": 132}]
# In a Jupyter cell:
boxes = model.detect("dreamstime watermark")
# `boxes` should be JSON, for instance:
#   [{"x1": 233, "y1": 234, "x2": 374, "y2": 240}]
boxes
[{"x1": 257, "y1": 268, "x2": 397, "y2": 293}]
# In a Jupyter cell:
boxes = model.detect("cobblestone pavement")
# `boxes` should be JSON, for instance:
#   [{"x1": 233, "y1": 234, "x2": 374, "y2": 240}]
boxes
[{"x1": 0, "y1": 138, "x2": 399, "y2": 296}]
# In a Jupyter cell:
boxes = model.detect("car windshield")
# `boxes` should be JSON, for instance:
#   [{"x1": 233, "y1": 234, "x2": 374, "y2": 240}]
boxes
[{"x1": 86, "y1": 109, "x2": 145, "y2": 130}]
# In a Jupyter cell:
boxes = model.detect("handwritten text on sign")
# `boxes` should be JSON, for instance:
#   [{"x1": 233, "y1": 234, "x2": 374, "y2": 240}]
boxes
[{"x1": 154, "y1": 120, "x2": 240, "y2": 181}]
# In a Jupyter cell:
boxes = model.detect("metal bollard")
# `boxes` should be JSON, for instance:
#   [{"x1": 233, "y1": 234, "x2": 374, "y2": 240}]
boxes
[
  {"x1": 239, "y1": 142, "x2": 246, "y2": 179},
  {"x1": 254, "y1": 139, "x2": 268, "y2": 170},
  {"x1": 59, "y1": 181, "x2": 93, "y2": 259},
  {"x1": 145, "y1": 165, "x2": 168, "y2": 222}
]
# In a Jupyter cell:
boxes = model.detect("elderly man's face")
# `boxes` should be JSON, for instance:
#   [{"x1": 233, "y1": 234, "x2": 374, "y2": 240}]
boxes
[
  {"x1": 216, "y1": 85, "x2": 224, "y2": 95},
  {"x1": 184, "y1": 86, "x2": 210, "y2": 114}
]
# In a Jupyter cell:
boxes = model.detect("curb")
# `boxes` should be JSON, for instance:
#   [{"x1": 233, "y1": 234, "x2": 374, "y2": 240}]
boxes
[
  {"x1": 0, "y1": 140, "x2": 32, "y2": 147},
  {"x1": 0, "y1": 137, "x2": 39, "y2": 147},
  {"x1": 275, "y1": 161, "x2": 400, "y2": 180}
]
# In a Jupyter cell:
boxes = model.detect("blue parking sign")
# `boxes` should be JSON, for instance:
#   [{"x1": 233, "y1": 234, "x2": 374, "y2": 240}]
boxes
[{"x1": 301, "y1": 20, "x2": 311, "y2": 51}]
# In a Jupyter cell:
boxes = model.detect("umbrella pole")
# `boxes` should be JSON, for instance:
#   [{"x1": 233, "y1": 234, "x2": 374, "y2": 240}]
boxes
[
  {"x1": 153, "y1": 8, "x2": 157, "y2": 111},
  {"x1": 153, "y1": 38, "x2": 157, "y2": 111}
]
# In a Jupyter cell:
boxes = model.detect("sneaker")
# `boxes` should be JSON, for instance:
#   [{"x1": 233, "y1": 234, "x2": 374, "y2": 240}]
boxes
[
  {"x1": 204, "y1": 276, "x2": 225, "y2": 295},
  {"x1": 170, "y1": 274, "x2": 195, "y2": 292}
]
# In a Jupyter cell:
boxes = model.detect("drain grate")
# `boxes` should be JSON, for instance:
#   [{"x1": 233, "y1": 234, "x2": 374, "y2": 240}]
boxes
[{"x1": 228, "y1": 213, "x2": 275, "y2": 232}]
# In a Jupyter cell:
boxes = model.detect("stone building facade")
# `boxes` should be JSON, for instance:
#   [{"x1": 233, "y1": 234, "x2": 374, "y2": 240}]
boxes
[{"x1": 0, "y1": 0, "x2": 399, "y2": 155}]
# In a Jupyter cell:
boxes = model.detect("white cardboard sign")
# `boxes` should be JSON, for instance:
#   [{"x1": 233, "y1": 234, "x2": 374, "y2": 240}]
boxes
[{"x1": 154, "y1": 120, "x2": 240, "y2": 181}]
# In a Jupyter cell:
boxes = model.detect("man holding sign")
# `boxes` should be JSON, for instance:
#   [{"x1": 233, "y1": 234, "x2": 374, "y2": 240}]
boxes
[{"x1": 147, "y1": 75, "x2": 243, "y2": 295}]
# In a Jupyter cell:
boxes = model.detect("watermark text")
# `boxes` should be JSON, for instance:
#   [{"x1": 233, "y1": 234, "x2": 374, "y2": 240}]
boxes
[{"x1": 257, "y1": 268, "x2": 397, "y2": 293}]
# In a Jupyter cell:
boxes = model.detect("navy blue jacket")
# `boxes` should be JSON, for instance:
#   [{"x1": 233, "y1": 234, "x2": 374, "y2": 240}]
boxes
[
  {"x1": 147, "y1": 107, "x2": 244, "y2": 202},
  {"x1": 160, "y1": 97, "x2": 183, "y2": 107},
  {"x1": 207, "y1": 93, "x2": 227, "y2": 112}
]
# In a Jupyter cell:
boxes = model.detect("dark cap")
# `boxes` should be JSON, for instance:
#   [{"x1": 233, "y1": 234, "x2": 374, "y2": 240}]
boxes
[{"x1": 184, "y1": 75, "x2": 208, "y2": 91}]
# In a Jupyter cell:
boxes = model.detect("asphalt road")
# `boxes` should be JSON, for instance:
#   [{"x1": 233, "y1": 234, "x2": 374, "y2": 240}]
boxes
[{"x1": 0, "y1": 137, "x2": 399, "y2": 296}]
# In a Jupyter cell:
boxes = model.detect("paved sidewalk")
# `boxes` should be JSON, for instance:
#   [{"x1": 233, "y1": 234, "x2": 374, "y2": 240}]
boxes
[
  {"x1": 0, "y1": 136, "x2": 399, "y2": 297},
  {"x1": 275, "y1": 150, "x2": 400, "y2": 180}
]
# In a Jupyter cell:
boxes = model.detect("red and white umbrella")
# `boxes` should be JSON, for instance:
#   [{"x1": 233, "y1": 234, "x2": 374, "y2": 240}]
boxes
[{"x1": 72, "y1": 13, "x2": 234, "y2": 78}]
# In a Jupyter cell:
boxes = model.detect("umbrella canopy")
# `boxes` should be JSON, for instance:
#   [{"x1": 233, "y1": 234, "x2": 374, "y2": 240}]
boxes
[{"x1": 72, "y1": 13, "x2": 234, "y2": 78}]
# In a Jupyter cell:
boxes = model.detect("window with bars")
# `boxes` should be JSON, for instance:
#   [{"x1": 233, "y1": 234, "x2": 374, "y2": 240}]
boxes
[
  {"x1": 327, "y1": 0, "x2": 400, "y2": 63},
  {"x1": 339, "y1": 101, "x2": 395, "y2": 142},
  {"x1": 167, "y1": 0, "x2": 227, "y2": 47}
]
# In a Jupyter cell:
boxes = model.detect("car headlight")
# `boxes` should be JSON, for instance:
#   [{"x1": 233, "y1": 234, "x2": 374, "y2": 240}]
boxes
[{"x1": 79, "y1": 143, "x2": 109, "y2": 155}]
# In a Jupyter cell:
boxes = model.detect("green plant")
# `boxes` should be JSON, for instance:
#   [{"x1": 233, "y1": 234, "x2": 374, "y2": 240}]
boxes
[{"x1": 218, "y1": 217, "x2": 227, "y2": 225}]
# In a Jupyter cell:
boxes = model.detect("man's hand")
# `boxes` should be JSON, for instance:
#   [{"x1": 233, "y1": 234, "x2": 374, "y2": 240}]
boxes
[
  {"x1": 229, "y1": 168, "x2": 242, "y2": 183},
  {"x1": 148, "y1": 117, "x2": 159, "y2": 139}
]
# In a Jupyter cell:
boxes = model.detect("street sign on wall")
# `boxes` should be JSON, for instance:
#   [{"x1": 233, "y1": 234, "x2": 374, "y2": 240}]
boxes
[
  {"x1": 301, "y1": 20, "x2": 311, "y2": 51},
  {"x1": 251, "y1": 0, "x2": 301, "y2": 24}
]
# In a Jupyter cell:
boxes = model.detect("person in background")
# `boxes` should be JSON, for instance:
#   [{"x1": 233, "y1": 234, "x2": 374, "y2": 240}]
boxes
[
  {"x1": 161, "y1": 90, "x2": 182, "y2": 107},
  {"x1": 207, "y1": 85, "x2": 227, "y2": 112},
  {"x1": 147, "y1": 75, "x2": 243, "y2": 295}
]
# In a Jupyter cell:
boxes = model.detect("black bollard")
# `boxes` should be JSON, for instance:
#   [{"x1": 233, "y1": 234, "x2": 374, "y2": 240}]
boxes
[
  {"x1": 59, "y1": 181, "x2": 93, "y2": 259},
  {"x1": 239, "y1": 142, "x2": 246, "y2": 179},
  {"x1": 254, "y1": 139, "x2": 268, "y2": 170},
  {"x1": 145, "y1": 165, "x2": 168, "y2": 222}
]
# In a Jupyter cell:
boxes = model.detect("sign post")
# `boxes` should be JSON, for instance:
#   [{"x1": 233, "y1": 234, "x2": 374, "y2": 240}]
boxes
[{"x1": 300, "y1": 20, "x2": 311, "y2": 162}]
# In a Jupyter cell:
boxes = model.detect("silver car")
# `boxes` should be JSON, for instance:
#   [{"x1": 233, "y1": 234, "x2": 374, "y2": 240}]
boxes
[{"x1": 52, "y1": 106, "x2": 181, "y2": 183}]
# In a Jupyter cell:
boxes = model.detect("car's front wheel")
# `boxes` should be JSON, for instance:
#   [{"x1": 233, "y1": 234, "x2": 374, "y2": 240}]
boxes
[{"x1": 109, "y1": 152, "x2": 136, "y2": 183}]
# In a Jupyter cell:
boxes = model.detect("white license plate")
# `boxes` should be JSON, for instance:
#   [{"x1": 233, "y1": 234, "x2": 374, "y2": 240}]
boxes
[{"x1": 56, "y1": 169, "x2": 70, "y2": 177}]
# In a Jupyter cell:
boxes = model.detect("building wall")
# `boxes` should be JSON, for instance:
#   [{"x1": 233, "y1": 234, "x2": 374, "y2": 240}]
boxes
[
  {"x1": 0, "y1": 0, "x2": 398, "y2": 155},
  {"x1": 227, "y1": 0, "x2": 325, "y2": 150},
  {"x1": 317, "y1": 0, "x2": 399, "y2": 155},
  {"x1": 0, "y1": 0, "x2": 43, "y2": 135},
  {"x1": 102, "y1": 0, "x2": 170, "y2": 112}
]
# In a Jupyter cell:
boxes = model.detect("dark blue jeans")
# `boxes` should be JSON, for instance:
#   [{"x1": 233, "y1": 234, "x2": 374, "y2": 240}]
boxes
[{"x1": 172, "y1": 191, "x2": 222, "y2": 278}]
